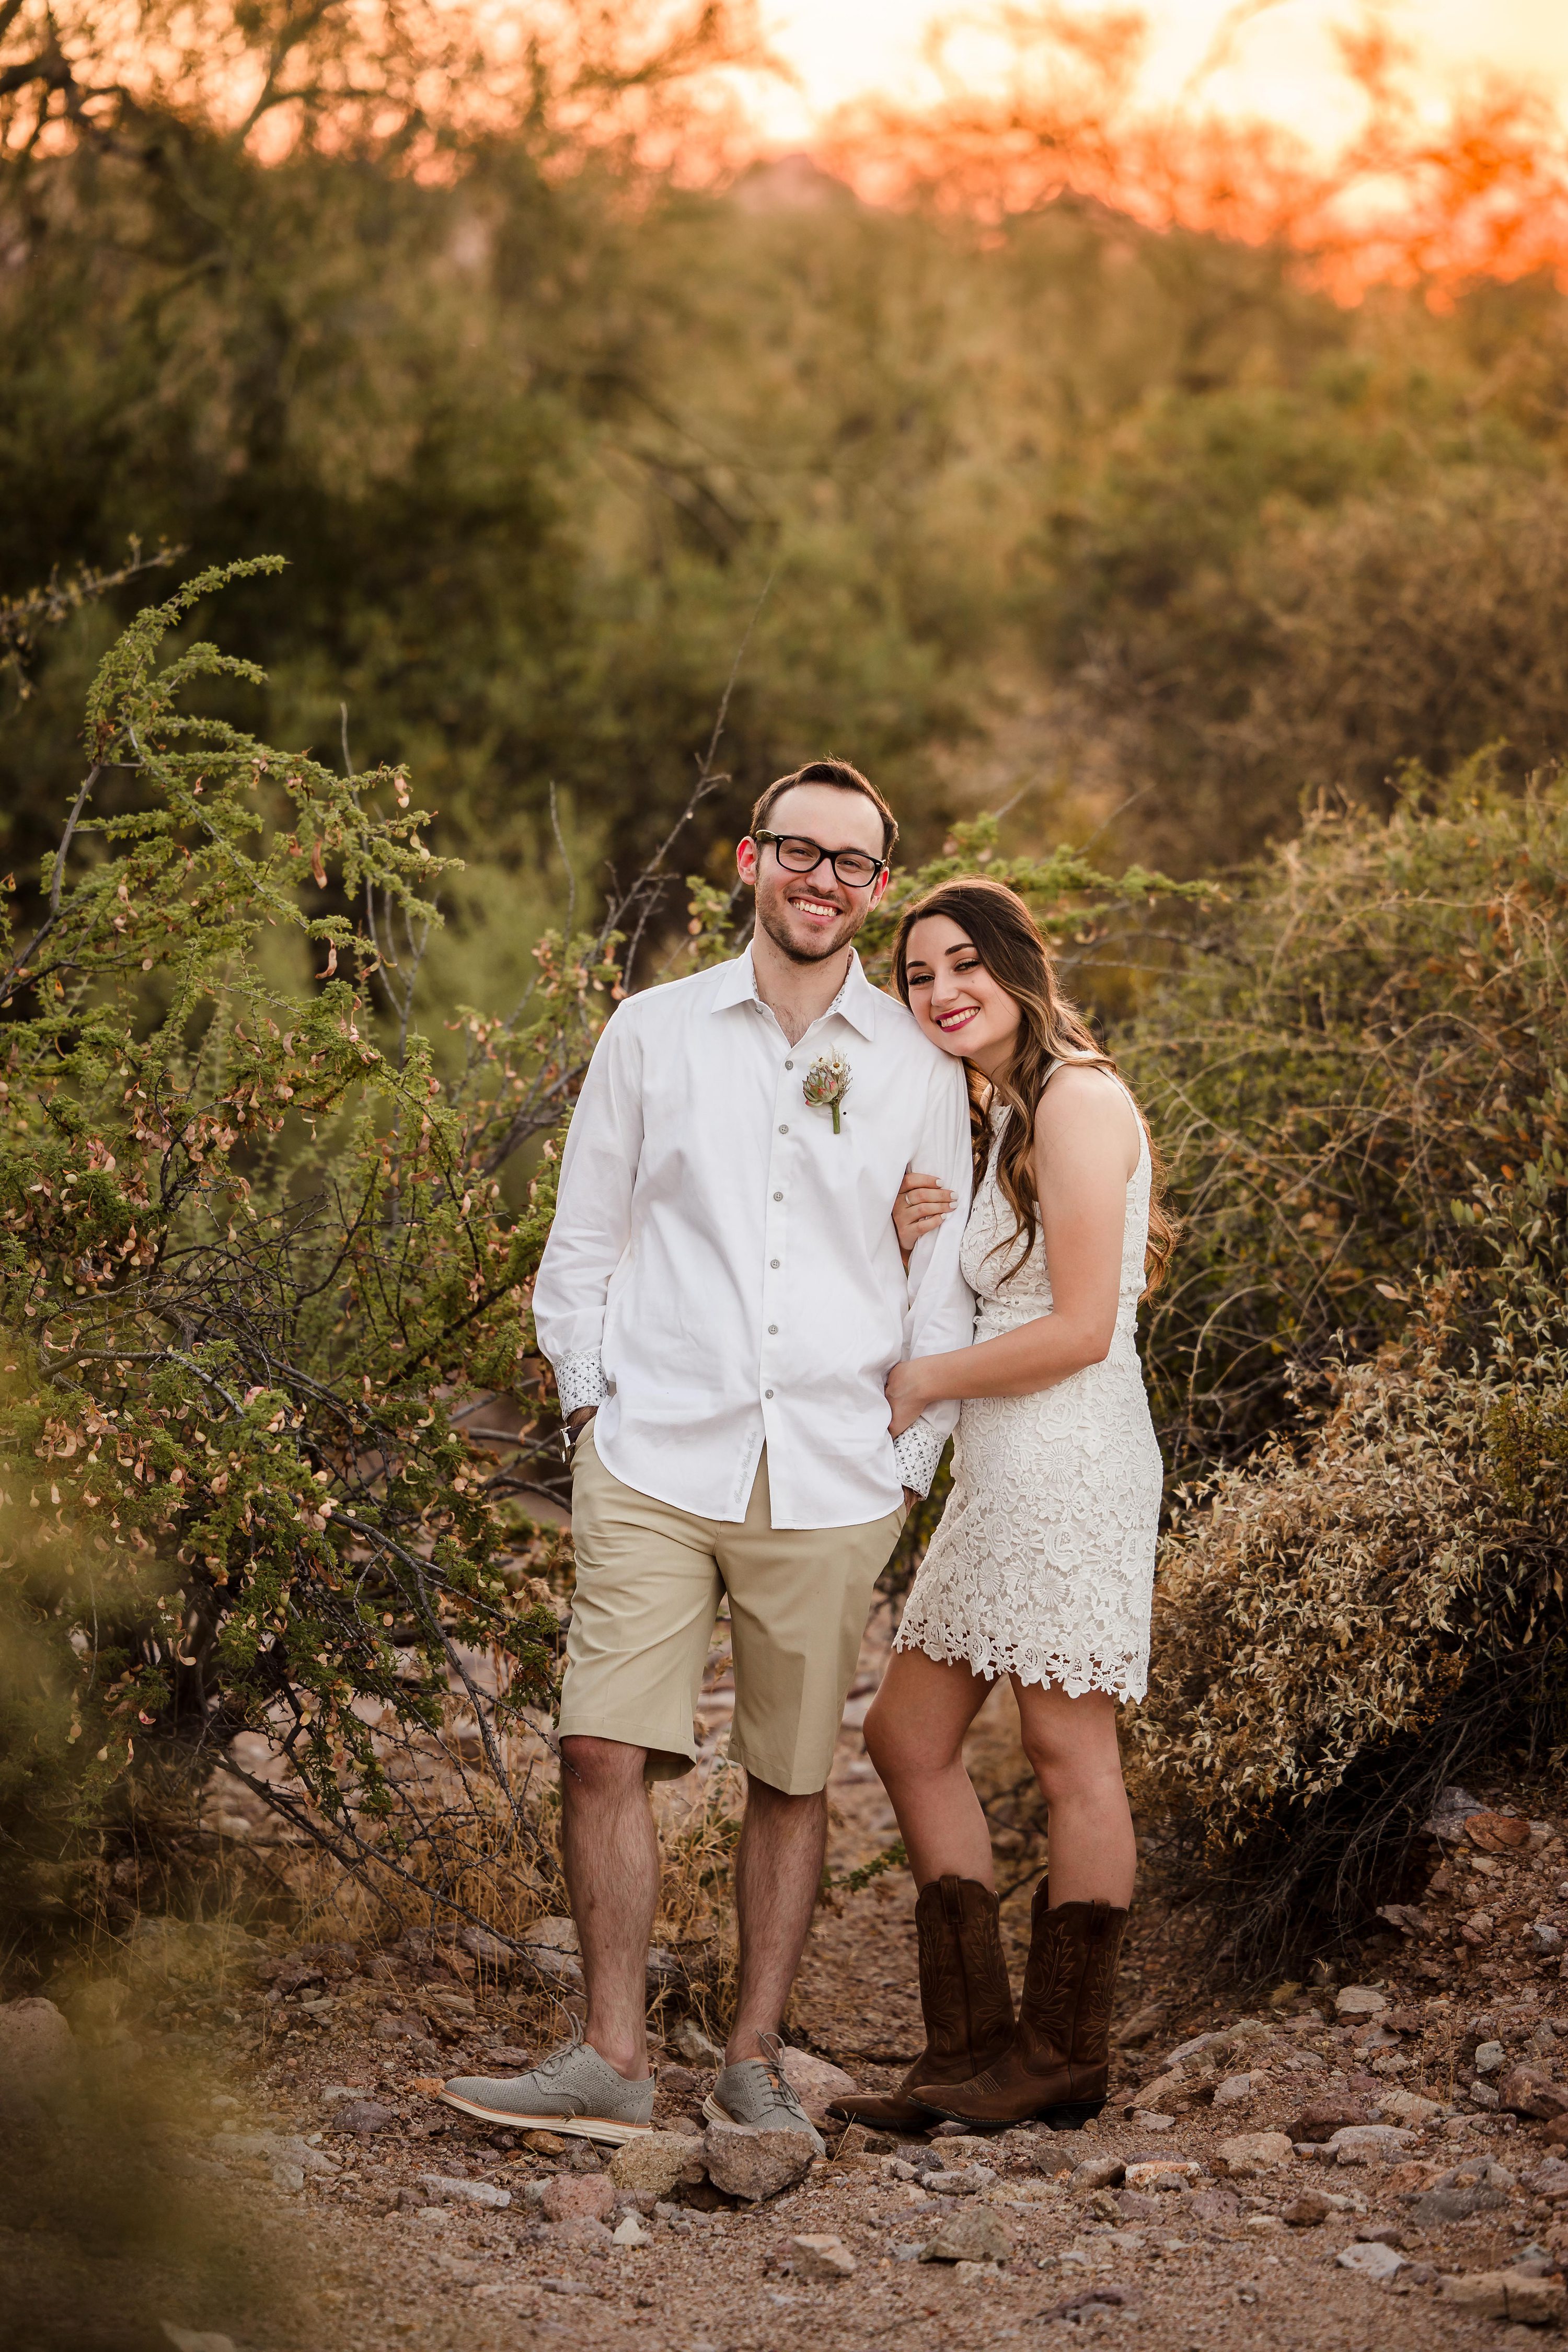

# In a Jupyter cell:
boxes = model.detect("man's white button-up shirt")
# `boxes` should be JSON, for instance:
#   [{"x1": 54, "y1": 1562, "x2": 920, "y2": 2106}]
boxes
[{"x1": 532, "y1": 945, "x2": 975, "y2": 1529}]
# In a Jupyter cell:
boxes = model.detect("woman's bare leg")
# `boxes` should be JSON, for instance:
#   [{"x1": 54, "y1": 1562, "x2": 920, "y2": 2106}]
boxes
[
  {"x1": 1012, "y1": 1679, "x2": 1135, "y2": 1907},
  {"x1": 863, "y1": 1647, "x2": 997, "y2": 1886}
]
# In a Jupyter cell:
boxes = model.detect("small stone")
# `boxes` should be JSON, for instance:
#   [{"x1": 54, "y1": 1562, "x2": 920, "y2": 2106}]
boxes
[
  {"x1": 611, "y1": 2212, "x2": 651, "y2": 2246},
  {"x1": 702, "y1": 2122, "x2": 813, "y2": 2203},
  {"x1": 1475, "y1": 2039, "x2": 1507, "y2": 2074},
  {"x1": 418, "y1": 2172, "x2": 511, "y2": 2209},
  {"x1": 1336, "y1": 2241, "x2": 1405, "y2": 2281},
  {"x1": 1466, "y1": 1812, "x2": 1531, "y2": 1853},
  {"x1": 1213, "y1": 2073, "x2": 1254, "y2": 2106},
  {"x1": 1409, "y1": 2183, "x2": 1511, "y2": 2226},
  {"x1": 1532, "y1": 1924, "x2": 1565, "y2": 1954},
  {"x1": 1282, "y1": 2192, "x2": 1333, "y2": 2226},
  {"x1": 1124, "y1": 2159, "x2": 1201, "y2": 2189},
  {"x1": 1290, "y1": 2097, "x2": 1368, "y2": 2143},
  {"x1": 1217, "y1": 2131, "x2": 1294, "y2": 2172},
  {"x1": 608, "y1": 2131, "x2": 707, "y2": 2199},
  {"x1": 1497, "y1": 2065, "x2": 1568, "y2": 2119},
  {"x1": 1378, "y1": 2090, "x2": 1442, "y2": 2126},
  {"x1": 1114, "y1": 2190, "x2": 1161, "y2": 2221},
  {"x1": 919, "y1": 2204, "x2": 1014, "y2": 2264},
  {"x1": 541, "y1": 2174, "x2": 614, "y2": 2223},
  {"x1": 671, "y1": 2017, "x2": 725, "y2": 2069},
  {"x1": 1069, "y1": 2155, "x2": 1126, "y2": 2190},
  {"x1": 1128, "y1": 2109, "x2": 1177, "y2": 2130},
  {"x1": 160, "y1": 2329, "x2": 237, "y2": 2352},
  {"x1": 1326, "y1": 2124, "x2": 1415, "y2": 2164},
  {"x1": 779, "y1": 2049, "x2": 858, "y2": 2118},
  {"x1": 330, "y1": 2099, "x2": 396, "y2": 2137},
  {"x1": 1189, "y1": 2188, "x2": 1240, "y2": 2222},
  {"x1": 458, "y1": 1924, "x2": 515, "y2": 1971},
  {"x1": 521, "y1": 2130, "x2": 570, "y2": 2155},
  {"x1": 660, "y1": 2064, "x2": 701, "y2": 2097},
  {"x1": 1245, "y1": 2214, "x2": 1286, "y2": 2233},
  {"x1": 789, "y1": 2233, "x2": 857, "y2": 2279},
  {"x1": 0, "y1": 1997, "x2": 74, "y2": 2093},
  {"x1": 1334, "y1": 1987, "x2": 1389, "y2": 2020}
]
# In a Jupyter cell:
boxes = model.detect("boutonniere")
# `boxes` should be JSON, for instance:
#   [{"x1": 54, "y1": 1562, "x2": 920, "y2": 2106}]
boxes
[{"x1": 802, "y1": 1051, "x2": 852, "y2": 1134}]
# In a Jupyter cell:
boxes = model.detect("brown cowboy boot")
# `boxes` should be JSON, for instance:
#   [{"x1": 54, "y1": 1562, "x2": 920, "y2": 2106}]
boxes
[
  {"x1": 911, "y1": 1884, "x2": 1128, "y2": 2131},
  {"x1": 826, "y1": 1876, "x2": 1014, "y2": 2135}
]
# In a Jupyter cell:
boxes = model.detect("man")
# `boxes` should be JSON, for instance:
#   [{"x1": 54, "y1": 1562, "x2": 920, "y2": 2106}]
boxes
[{"x1": 439, "y1": 758, "x2": 974, "y2": 2144}]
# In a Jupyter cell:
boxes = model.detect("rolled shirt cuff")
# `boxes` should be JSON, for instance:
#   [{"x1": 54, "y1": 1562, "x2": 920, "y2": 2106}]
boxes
[
  {"x1": 554, "y1": 1351, "x2": 608, "y2": 1419},
  {"x1": 892, "y1": 1416, "x2": 945, "y2": 1500}
]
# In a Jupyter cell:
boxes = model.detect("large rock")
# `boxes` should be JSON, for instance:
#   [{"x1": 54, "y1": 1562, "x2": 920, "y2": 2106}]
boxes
[
  {"x1": 541, "y1": 2173, "x2": 613, "y2": 2223},
  {"x1": 0, "y1": 1998, "x2": 73, "y2": 2093},
  {"x1": 608, "y1": 2131, "x2": 707, "y2": 2198},
  {"x1": 1498, "y1": 2065, "x2": 1568, "y2": 2120},
  {"x1": 1438, "y1": 2269, "x2": 1565, "y2": 2323},
  {"x1": 1217, "y1": 2131, "x2": 1294, "y2": 2172},
  {"x1": 702, "y1": 2121, "x2": 813, "y2": 2203},
  {"x1": 919, "y1": 2204, "x2": 1014, "y2": 2264},
  {"x1": 780, "y1": 2048, "x2": 858, "y2": 2119}
]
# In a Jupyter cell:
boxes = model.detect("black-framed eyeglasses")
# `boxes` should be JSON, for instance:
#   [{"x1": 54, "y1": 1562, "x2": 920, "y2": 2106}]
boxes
[{"x1": 752, "y1": 829, "x2": 887, "y2": 890}]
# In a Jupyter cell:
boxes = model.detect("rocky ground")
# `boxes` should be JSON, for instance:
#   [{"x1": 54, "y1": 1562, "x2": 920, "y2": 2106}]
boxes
[{"x1": 8, "y1": 1624, "x2": 1568, "y2": 2352}]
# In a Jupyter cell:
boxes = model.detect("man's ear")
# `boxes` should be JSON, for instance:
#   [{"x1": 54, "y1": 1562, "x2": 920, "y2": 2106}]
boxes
[
  {"x1": 869, "y1": 865, "x2": 891, "y2": 909},
  {"x1": 736, "y1": 836, "x2": 760, "y2": 886}
]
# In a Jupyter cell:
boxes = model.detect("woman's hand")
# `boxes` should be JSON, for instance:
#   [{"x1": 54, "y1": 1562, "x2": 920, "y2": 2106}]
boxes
[
  {"x1": 893, "y1": 1166, "x2": 957, "y2": 1265},
  {"x1": 885, "y1": 1354, "x2": 937, "y2": 1438}
]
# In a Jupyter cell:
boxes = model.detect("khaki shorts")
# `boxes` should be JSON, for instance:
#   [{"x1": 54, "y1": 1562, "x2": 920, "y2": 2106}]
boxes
[{"x1": 558, "y1": 1423, "x2": 906, "y2": 1796}]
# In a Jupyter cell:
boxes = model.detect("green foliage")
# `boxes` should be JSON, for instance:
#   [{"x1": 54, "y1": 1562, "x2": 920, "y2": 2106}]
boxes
[
  {"x1": 1127, "y1": 765, "x2": 1568, "y2": 1960},
  {"x1": 0, "y1": 563, "x2": 583, "y2": 1943},
  {"x1": 1128, "y1": 755, "x2": 1568, "y2": 1473}
]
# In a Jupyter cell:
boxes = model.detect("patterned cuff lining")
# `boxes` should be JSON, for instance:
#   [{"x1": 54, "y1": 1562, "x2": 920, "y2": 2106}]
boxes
[
  {"x1": 555, "y1": 1353, "x2": 608, "y2": 1418},
  {"x1": 892, "y1": 1418, "x2": 944, "y2": 1500}
]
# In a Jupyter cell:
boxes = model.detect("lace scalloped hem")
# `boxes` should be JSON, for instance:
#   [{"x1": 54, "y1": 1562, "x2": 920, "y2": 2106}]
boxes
[{"x1": 891, "y1": 1617, "x2": 1148, "y2": 1704}]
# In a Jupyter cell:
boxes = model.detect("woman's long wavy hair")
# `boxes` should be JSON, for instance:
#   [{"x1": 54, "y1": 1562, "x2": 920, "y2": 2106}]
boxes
[{"x1": 893, "y1": 877, "x2": 1179, "y2": 1294}]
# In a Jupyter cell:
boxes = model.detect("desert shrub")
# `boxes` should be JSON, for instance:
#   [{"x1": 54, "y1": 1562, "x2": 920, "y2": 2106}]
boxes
[
  {"x1": 0, "y1": 559, "x2": 577, "y2": 1957},
  {"x1": 1132, "y1": 1258, "x2": 1568, "y2": 1975},
  {"x1": 1128, "y1": 753, "x2": 1568, "y2": 1474},
  {"x1": 1126, "y1": 764, "x2": 1568, "y2": 1967}
]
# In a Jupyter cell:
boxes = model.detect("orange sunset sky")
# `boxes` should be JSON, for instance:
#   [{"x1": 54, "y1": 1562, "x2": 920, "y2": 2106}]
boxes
[{"x1": 752, "y1": 1, "x2": 1568, "y2": 149}]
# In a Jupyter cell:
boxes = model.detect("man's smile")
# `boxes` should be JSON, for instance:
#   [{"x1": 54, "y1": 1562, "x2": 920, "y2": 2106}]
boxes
[{"x1": 787, "y1": 891, "x2": 844, "y2": 923}]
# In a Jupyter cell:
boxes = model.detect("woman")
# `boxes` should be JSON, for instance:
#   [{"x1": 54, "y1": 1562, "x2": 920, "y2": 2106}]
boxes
[{"x1": 831, "y1": 878, "x2": 1175, "y2": 2135}]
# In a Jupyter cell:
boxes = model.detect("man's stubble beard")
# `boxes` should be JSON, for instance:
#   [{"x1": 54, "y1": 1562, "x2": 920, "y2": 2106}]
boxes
[{"x1": 754, "y1": 879, "x2": 864, "y2": 968}]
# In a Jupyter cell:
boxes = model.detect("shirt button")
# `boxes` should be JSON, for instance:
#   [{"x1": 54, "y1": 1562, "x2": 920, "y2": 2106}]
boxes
[
  {"x1": 768, "y1": 1324, "x2": 778, "y2": 1335},
  {"x1": 765, "y1": 1388, "x2": 774, "y2": 1400},
  {"x1": 770, "y1": 1259, "x2": 779, "y2": 1269},
  {"x1": 778, "y1": 1123, "x2": 789, "y2": 1134},
  {"x1": 785, "y1": 1059, "x2": 794, "y2": 1070},
  {"x1": 773, "y1": 1191, "x2": 782, "y2": 1202}
]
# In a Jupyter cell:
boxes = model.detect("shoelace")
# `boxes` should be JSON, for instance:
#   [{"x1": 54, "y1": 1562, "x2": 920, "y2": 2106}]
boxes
[
  {"x1": 534, "y1": 2020, "x2": 587, "y2": 2082},
  {"x1": 754, "y1": 2030, "x2": 810, "y2": 2119}
]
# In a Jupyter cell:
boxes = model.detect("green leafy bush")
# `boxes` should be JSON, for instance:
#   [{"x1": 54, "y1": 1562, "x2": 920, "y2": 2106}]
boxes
[{"x1": 1127, "y1": 765, "x2": 1568, "y2": 1964}]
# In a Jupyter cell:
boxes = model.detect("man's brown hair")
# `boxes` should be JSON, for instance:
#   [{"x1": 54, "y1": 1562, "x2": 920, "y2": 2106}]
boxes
[{"x1": 749, "y1": 757, "x2": 898, "y2": 862}]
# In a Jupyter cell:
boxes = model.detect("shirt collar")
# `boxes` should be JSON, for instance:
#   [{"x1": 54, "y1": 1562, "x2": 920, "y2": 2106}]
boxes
[{"x1": 710, "y1": 943, "x2": 879, "y2": 1042}]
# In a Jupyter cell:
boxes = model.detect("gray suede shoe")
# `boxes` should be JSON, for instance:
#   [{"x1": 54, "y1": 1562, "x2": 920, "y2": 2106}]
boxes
[
  {"x1": 439, "y1": 2027, "x2": 653, "y2": 2145},
  {"x1": 701, "y1": 2032, "x2": 826, "y2": 2155}
]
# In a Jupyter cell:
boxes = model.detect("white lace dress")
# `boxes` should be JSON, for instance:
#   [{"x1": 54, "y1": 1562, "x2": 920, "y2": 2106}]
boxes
[{"x1": 894, "y1": 1075, "x2": 1163, "y2": 1700}]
